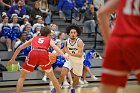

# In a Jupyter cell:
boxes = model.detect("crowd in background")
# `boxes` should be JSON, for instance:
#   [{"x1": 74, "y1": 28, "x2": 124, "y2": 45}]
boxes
[{"x1": 0, "y1": 0, "x2": 106, "y2": 86}]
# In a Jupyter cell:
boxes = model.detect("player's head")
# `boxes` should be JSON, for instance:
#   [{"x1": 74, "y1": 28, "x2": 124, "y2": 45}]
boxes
[
  {"x1": 40, "y1": 26, "x2": 51, "y2": 37},
  {"x1": 66, "y1": 24, "x2": 82, "y2": 40}
]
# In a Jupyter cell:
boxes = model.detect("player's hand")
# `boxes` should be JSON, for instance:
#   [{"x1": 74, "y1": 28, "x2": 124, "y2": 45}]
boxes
[
  {"x1": 8, "y1": 59, "x2": 16, "y2": 65},
  {"x1": 62, "y1": 54, "x2": 69, "y2": 61}
]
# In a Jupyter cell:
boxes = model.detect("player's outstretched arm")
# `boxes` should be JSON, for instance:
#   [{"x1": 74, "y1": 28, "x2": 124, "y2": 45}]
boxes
[
  {"x1": 50, "y1": 39, "x2": 69, "y2": 60},
  {"x1": 8, "y1": 39, "x2": 32, "y2": 64},
  {"x1": 98, "y1": 0, "x2": 119, "y2": 44}
]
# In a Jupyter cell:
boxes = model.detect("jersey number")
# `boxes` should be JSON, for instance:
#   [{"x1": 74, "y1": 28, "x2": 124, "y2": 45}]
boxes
[
  {"x1": 123, "y1": 0, "x2": 140, "y2": 15},
  {"x1": 38, "y1": 38, "x2": 45, "y2": 44},
  {"x1": 72, "y1": 51, "x2": 75, "y2": 54}
]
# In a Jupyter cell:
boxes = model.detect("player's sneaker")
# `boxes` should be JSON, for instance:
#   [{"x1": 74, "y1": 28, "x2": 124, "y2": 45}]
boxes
[
  {"x1": 63, "y1": 81, "x2": 70, "y2": 86},
  {"x1": 49, "y1": 81, "x2": 53, "y2": 86},
  {"x1": 42, "y1": 75, "x2": 47, "y2": 82},
  {"x1": 91, "y1": 75, "x2": 98, "y2": 80},
  {"x1": 83, "y1": 80, "x2": 88, "y2": 84},
  {"x1": 79, "y1": 79, "x2": 84, "y2": 85},
  {"x1": 70, "y1": 88, "x2": 75, "y2": 93},
  {"x1": 51, "y1": 88, "x2": 56, "y2": 93}
]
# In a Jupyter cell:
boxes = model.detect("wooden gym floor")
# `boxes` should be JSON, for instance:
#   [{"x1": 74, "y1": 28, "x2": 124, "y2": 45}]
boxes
[{"x1": 0, "y1": 81, "x2": 140, "y2": 93}]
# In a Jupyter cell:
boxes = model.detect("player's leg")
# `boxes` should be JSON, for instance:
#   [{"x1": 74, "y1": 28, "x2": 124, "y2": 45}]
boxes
[
  {"x1": 16, "y1": 69, "x2": 29, "y2": 93},
  {"x1": 82, "y1": 66, "x2": 88, "y2": 84},
  {"x1": 58, "y1": 67, "x2": 69, "y2": 85},
  {"x1": 100, "y1": 37, "x2": 130, "y2": 93},
  {"x1": 45, "y1": 69, "x2": 61, "y2": 93},
  {"x1": 84, "y1": 66, "x2": 98, "y2": 80},
  {"x1": 58, "y1": 60, "x2": 71, "y2": 85},
  {"x1": 99, "y1": 83, "x2": 118, "y2": 93},
  {"x1": 72, "y1": 75, "x2": 79, "y2": 88},
  {"x1": 67, "y1": 71, "x2": 73, "y2": 85}
]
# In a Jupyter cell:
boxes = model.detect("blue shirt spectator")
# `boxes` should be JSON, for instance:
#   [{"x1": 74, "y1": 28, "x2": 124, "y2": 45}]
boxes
[
  {"x1": 15, "y1": 32, "x2": 31, "y2": 61},
  {"x1": 58, "y1": 0, "x2": 74, "y2": 10},
  {"x1": 7, "y1": 0, "x2": 26, "y2": 18}
]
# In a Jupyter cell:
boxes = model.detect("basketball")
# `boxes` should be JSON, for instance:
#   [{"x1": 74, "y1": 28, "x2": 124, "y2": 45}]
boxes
[{"x1": 49, "y1": 53, "x2": 56, "y2": 64}]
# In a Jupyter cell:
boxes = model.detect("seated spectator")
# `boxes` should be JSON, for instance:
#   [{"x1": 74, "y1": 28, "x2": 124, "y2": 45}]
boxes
[
  {"x1": 9, "y1": 14, "x2": 21, "y2": 50},
  {"x1": 7, "y1": 0, "x2": 26, "y2": 18},
  {"x1": 9, "y1": 14, "x2": 21, "y2": 41},
  {"x1": 50, "y1": 24, "x2": 59, "y2": 40},
  {"x1": 23, "y1": 24, "x2": 33, "y2": 40},
  {"x1": 30, "y1": 1, "x2": 43, "y2": 23},
  {"x1": 14, "y1": 32, "x2": 31, "y2": 62},
  {"x1": 57, "y1": 0, "x2": 74, "y2": 22},
  {"x1": 33, "y1": 26, "x2": 41, "y2": 37},
  {"x1": 32, "y1": 15, "x2": 44, "y2": 31},
  {"x1": 0, "y1": 0, "x2": 11, "y2": 16},
  {"x1": 79, "y1": 50, "x2": 98, "y2": 84},
  {"x1": 0, "y1": 12, "x2": 12, "y2": 51},
  {"x1": 56, "y1": 32, "x2": 65, "y2": 49},
  {"x1": 20, "y1": 15, "x2": 30, "y2": 32},
  {"x1": 39, "y1": 0, "x2": 52, "y2": 25},
  {"x1": 83, "y1": 4, "x2": 97, "y2": 37}
]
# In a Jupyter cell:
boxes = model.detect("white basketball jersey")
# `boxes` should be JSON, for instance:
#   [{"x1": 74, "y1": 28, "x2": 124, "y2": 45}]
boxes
[
  {"x1": 66, "y1": 38, "x2": 84, "y2": 64},
  {"x1": 66, "y1": 38, "x2": 80, "y2": 54}
]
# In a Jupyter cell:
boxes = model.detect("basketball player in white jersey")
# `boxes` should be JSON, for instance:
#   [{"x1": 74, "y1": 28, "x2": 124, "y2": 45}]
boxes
[{"x1": 58, "y1": 24, "x2": 84, "y2": 93}]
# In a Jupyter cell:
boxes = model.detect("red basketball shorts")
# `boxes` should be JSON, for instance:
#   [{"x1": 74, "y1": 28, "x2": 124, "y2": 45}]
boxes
[
  {"x1": 23, "y1": 50, "x2": 51, "y2": 72},
  {"x1": 102, "y1": 36, "x2": 140, "y2": 87}
]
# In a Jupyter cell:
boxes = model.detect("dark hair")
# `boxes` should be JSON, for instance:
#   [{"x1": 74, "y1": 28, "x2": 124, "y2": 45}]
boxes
[
  {"x1": 57, "y1": 32, "x2": 64, "y2": 39},
  {"x1": 66, "y1": 24, "x2": 82, "y2": 36},
  {"x1": 40, "y1": 26, "x2": 51, "y2": 36},
  {"x1": 19, "y1": 32, "x2": 27, "y2": 38},
  {"x1": 1, "y1": 15, "x2": 8, "y2": 22}
]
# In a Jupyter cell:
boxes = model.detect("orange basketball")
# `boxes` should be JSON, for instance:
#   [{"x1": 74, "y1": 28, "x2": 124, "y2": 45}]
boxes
[{"x1": 49, "y1": 53, "x2": 57, "y2": 64}]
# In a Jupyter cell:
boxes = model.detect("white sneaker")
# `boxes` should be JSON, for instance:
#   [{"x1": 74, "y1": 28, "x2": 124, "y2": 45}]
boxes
[
  {"x1": 49, "y1": 81, "x2": 53, "y2": 86},
  {"x1": 79, "y1": 79, "x2": 84, "y2": 85},
  {"x1": 70, "y1": 81, "x2": 73, "y2": 86},
  {"x1": 8, "y1": 49, "x2": 12, "y2": 51},
  {"x1": 83, "y1": 80, "x2": 88, "y2": 84},
  {"x1": 91, "y1": 75, "x2": 98, "y2": 80},
  {"x1": 63, "y1": 81, "x2": 70, "y2": 86},
  {"x1": 42, "y1": 75, "x2": 47, "y2": 82}
]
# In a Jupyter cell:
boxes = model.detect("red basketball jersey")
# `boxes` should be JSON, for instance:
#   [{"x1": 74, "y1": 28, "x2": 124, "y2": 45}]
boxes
[
  {"x1": 112, "y1": 0, "x2": 140, "y2": 36},
  {"x1": 31, "y1": 36, "x2": 50, "y2": 49}
]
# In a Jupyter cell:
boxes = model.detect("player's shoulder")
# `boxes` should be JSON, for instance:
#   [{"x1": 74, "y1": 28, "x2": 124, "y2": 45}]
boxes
[{"x1": 77, "y1": 38, "x2": 83, "y2": 43}]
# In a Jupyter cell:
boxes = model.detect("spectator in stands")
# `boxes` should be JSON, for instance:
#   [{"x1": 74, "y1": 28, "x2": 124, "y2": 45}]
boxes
[
  {"x1": 83, "y1": 4, "x2": 97, "y2": 37},
  {"x1": 31, "y1": 1, "x2": 43, "y2": 23},
  {"x1": 20, "y1": 15, "x2": 30, "y2": 32},
  {"x1": 79, "y1": 50, "x2": 98, "y2": 84},
  {"x1": 39, "y1": 0, "x2": 52, "y2": 25},
  {"x1": 0, "y1": 0, "x2": 11, "y2": 16},
  {"x1": 7, "y1": 0, "x2": 26, "y2": 18},
  {"x1": 9, "y1": 14, "x2": 21, "y2": 40},
  {"x1": 57, "y1": 0, "x2": 74, "y2": 22},
  {"x1": 9, "y1": 14, "x2": 21, "y2": 50},
  {"x1": 0, "y1": 12, "x2": 12, "y2": 51},
  {"x1": 56, "y1": 32, "x2": 65, "y2": 48},
  {"x1": 14, "y1": 32, "x2": 31, "y2": 61},
  {"x1": 23, "y1": 24, "x2": 33, "y2": 40},
  {"x1": 32, "y1": 15, "x2": 44, "y2": 31},
  {"x1": 50, "y1": 24, "x2": 59, "y2": 40},
  {"x1": 33, "y1": 26, "x2": 41, "y2": 37}
]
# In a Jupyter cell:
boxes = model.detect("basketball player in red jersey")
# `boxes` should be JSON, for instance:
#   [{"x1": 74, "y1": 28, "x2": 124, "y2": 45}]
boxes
[
  {"x1": 98, "y1": 0, "x2": 140, "y2": 93},
  {"x1": 8, "y1": 26, "x2": 68, "y2": 93}
]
